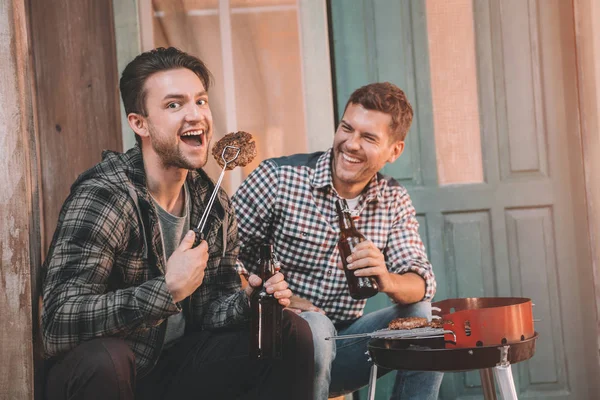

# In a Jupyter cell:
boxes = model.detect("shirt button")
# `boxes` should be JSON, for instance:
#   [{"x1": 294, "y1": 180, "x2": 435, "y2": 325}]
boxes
[
  {"x1": 301, "y1": 232, "x2": 307, "y2": 237},
  {"x1": 327, "y1": 270, "x2": 332, "y2": 275}
]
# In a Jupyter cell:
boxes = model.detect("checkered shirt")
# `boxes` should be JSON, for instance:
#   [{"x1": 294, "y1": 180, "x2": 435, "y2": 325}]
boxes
[
  {"x1": 232, "y1": 149, "x2": 436, "y2": 324},
  {"x1": 42, "y1": 145, "x2": 248, "y2": 376}
]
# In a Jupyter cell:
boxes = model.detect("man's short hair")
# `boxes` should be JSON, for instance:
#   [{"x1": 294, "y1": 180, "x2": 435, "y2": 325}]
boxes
[
  {"x1": 119, "y1": 47, "x2": 213, "y2": 146},
  {"x1": 344, "y1": 82, "x2": 414, "y2": 142}
]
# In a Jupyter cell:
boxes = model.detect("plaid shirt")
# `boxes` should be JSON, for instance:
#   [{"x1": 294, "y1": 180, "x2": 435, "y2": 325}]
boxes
[
  {"x1": 232, "y1": 149, "x2": 436, "y2": 323},
  {"x1": 42, "y1": 145, "x2": 248, "y2": 376}
]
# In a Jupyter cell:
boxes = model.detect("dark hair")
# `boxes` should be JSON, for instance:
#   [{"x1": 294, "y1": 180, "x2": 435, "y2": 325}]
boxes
[
  {"x1": 119, "y1": 47, "x2": 213, "y2": 145},
  {"x1": 344, "y1": 82, "x2": 413, "y2": 141}
]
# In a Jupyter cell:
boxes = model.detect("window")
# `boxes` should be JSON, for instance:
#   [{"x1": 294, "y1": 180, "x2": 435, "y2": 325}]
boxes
[{"x1": 140, "y1": 0, "x2": 334, "y2": 193}]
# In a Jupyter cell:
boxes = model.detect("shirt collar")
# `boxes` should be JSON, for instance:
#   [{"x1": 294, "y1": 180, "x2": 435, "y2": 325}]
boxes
[
  {"x1": 310, "y1": 148, "x2": 334, "y2": 189},
  {"x1": 310, "y1": 148, "x2": 384, "y2": 203}
]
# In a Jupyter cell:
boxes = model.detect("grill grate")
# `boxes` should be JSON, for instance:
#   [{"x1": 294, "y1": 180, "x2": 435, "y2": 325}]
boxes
[{"x1": 326, "y1": 327, "x2": 455, "y2": 342}]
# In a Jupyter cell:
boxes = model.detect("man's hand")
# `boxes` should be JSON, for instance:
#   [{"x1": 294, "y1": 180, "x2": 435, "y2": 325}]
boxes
[
  {"x1": 288, "y1": 295, "x2": 325, "y2": 315},
  {"x1": 244, "y1": 272, "x2": 292, "y2": 307},
  {"x1": 343, "y1": 239, "x2": 426, "y2": 304},
  {"x1": 165, "y1": 230, "x2": 209, "y2": 303},
  {"x1": 344, "y1": 239, "x2": 395, "y2": 292}
]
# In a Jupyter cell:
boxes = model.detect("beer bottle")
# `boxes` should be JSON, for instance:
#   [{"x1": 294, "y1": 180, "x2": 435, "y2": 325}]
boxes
[
  {"x1": 250, "y1": 243, "x2": 283, "y2": 359},
  {"x1": 335, "y1": 199, "x2": 379, "y2": 299}
]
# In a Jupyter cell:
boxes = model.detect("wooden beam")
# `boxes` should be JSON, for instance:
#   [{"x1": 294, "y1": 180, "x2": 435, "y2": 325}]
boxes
[{"x1": 0, "y1": 0, "x2": 38, "y2": 398}]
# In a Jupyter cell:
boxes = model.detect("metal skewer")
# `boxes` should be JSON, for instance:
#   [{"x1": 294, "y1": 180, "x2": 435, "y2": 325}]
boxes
[{"x1": 193, "y1": 145, "x2": 240, "y2": 245}]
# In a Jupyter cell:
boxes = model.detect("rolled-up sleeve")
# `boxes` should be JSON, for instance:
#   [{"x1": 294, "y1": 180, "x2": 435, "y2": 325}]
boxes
[{"x1": 385, "y1": 189, "x2": 436, "y2": 301}]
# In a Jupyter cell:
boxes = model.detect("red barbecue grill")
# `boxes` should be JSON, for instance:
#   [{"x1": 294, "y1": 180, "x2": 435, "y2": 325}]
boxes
[{"x1": 327, "y1": 297, "x2": 538, "y2": 400}]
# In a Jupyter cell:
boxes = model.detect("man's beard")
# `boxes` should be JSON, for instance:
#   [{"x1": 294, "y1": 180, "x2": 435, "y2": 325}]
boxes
[{"x1": 149, "y1": 124, "x2": 207, "y2": 170}]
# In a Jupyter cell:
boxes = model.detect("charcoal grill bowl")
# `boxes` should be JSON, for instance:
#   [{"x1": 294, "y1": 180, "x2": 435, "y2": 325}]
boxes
[{"x1": 367, "y1": 332, "x2": 538, "y2": 372}]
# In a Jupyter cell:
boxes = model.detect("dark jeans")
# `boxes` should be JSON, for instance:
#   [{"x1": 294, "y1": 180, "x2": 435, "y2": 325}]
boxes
[{"x1": 46, "y1": 310, "x2": 313, "y2": 400}]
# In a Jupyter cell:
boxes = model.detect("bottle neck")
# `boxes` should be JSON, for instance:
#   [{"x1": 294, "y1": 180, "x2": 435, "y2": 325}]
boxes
[
  {"x1": 259, "y1": 244, "x2": 276, "y2": 280},
  {"x1": 336, "y1": 199, "x2": 355, "y2": 231}
]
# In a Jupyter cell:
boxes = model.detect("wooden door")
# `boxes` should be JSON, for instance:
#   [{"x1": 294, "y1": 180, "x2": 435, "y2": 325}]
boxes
[{"x1": 330, "y1": 0, "x2": 600, "y2": 398}]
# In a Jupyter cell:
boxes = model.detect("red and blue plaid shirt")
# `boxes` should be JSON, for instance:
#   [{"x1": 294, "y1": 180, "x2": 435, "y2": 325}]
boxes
[{"x1": 233, "y1": 149, "x2": 436, "y2": 323}]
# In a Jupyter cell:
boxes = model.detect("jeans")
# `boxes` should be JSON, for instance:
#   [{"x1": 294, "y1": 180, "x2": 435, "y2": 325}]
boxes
[{"x1": 300, "y1": 302, "x2": 444, "y2": 400}]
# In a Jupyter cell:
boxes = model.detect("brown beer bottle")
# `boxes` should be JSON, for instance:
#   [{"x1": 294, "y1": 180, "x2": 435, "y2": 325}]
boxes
[
  {"x1": 250, "y1": 243, "x2": 283, "y2": 359},
  {"x1": 335, "y1": 199, "x2": 379, "y2": 299}
]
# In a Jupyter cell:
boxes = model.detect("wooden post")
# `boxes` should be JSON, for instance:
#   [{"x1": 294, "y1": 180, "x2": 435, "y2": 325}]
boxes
[{"x1": 0, "y1": 0, "x2": 39, "y2": 399}]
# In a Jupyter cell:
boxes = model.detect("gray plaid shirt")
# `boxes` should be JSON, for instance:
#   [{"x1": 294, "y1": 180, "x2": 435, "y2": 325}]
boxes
[
  {"x1": 233, "y1": 149, "x2": 436, "y2": 323},
  {"x1": 42, "y1": 145, "x2": 248, "y2": 376}
]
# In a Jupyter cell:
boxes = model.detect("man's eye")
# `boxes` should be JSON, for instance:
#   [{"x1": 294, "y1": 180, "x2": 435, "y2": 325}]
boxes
[
  {"x1": 167, "y1": 103, "x2": 180, "y2": 109},
  {"x1": 197, "y1": 99, "x2": 207, "y2": 106}
]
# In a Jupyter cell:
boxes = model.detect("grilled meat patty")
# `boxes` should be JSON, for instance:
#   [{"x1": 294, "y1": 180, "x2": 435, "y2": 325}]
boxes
[
  {"x1": 388, "y1": 317, "x2": 429, "y2": 330},
  {"x1": 212, "y1": 131, "x2": 257, "y2": 170}
]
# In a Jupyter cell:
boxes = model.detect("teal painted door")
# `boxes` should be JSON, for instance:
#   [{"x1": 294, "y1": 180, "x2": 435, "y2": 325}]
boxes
[{"x1": 329, "y1": 0, "x2": 599, "y2": 399}]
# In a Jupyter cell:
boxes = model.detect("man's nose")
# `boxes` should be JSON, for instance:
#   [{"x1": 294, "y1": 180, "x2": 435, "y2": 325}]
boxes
[
  {"x1": 346, "y1": 132, "x2": 361, "y2": 149},
  {"x1": 184, "y1": 103, "x2": 203, "y2": 122}
]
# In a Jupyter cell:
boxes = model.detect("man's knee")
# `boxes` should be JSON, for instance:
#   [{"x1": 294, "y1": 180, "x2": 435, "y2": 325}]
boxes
[
  {"x1": 94, "y1": 338, "x2": 136, "y2": 381},
  {"x1": 299, "y1": 311, "x2": 336, "y2": 360},
  {"x1": 300, "y1": 311, "x2": 336, "y2": 339},
  {"x1": 47, "y1": 338, "x2": 135, "y2": 399},
  {"x1": 282, "y1": 309, "x2": 314, "y2": 351},
  {"x1": 393, "y1": 301, "x2": 432, "y2": 319}
]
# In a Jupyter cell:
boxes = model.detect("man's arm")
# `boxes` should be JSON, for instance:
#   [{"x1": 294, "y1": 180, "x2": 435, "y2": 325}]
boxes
[{"x1": 42, "y1": 185, "x2": 179, "y2": 357}]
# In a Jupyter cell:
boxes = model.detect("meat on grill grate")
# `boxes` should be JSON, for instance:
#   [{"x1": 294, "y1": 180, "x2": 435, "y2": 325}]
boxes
[{"x1": 388, "y1": 317, "x2": 429, "y2": 330}]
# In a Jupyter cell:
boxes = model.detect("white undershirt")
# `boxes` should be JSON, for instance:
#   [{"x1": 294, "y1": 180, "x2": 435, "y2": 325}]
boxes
[{"x1": 345, "y1": 195, "x2": 360, "y2": 211}]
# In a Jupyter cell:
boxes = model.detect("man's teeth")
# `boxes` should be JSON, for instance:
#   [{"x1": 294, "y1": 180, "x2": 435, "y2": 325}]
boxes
[
  {"x1": 342, "y1": 153, "x2": 361, "y2": 163},
  {"x1": 181, "y1": 130, "x2": 204, "y2": 136}
]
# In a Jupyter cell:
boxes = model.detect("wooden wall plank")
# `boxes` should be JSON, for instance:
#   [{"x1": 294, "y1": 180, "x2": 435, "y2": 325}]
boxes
[
  {"x1": 443, "y1": 211, "x2": 494, "y2": 299},
  {"x1": 29, "y1": 0, "x2": 122, "y2": 254},
  {"x1": 506, "y1": 208, "x2": 566, "y2": 395},
  {"x1": 0, "y1": 1, "x2": 37, "y2": 398},
  {"x1": 330, "y1": 0, "x2": 376, "y2": 116},
  {"x1": 442, "y1": 211, "x2": 495, "y2": 395},
  {"x1": 497, "y1": 0, "x2": 547, "y2": 178},
  {"x1": 374, "y1": 0, "x2": 414, "y2": 183}
]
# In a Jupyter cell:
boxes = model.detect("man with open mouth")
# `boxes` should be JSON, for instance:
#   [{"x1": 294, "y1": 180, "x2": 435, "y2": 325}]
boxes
[
  {"x1": 234, "y1": 82, "x2": 443, "y2": 399},
  {"x1": 41, "y1": 47, "x2": 314, "y2": 400}
]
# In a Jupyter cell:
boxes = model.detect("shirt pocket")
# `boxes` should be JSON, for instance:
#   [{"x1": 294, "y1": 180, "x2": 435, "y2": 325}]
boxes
[
  {"x1": 279, "y1": 213, "x2": 332, "y2": 244},
  {"x1": 277, "y1": 214, "x2": 334, "y2": 273}
]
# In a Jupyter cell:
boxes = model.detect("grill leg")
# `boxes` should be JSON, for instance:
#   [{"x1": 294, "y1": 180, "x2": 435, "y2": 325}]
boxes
[
  {"x1": 367, "y1": 363, "x2": 377, "y2": 400},
  {"x1": 493, "y1": 364, "x2": 518, "y2": 400},
  {"x1": 480, "y1": 368, "x2": 498, "y2": 400}
]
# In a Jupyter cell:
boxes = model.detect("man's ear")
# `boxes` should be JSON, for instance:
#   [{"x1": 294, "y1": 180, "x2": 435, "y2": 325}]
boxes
[
  {"x1": 127, "y1": 113, "x2": 149, "y2": 140},
  {"x1": 387, "y1": 140, "x2": 405, "y2": 163}
]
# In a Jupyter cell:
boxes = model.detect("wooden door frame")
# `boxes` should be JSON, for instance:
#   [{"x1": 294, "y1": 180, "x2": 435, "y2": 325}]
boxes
[
  {"x1": 4, "y1": 0, "x2": 122, "y2": 398},
  {"x1": 573, "y1": 0, "x2": 600, "y2": 366},
  {"x1": 0, "y1": 1, "x2": 39, "y2": 399}
]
